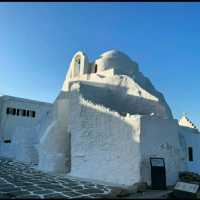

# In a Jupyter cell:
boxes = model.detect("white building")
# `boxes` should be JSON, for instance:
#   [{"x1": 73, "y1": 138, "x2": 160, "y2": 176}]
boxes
[
  {"x1": 0, "y1": 49, "x2": 199, "y2": 188},
  {"x1": 37, "y1": 50, "x2": 187, "y2": 186},
  {"x1": 0, "y1": 95, "x2": 52, "y2": 165},
  {"x1": 178, "y1": 115, "x2": 200, "y2": 175}
]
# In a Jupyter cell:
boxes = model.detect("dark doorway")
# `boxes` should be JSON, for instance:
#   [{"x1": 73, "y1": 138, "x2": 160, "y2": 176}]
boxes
[{"x1": 150, "y1": 157, "x2": 166, "y2": 190}]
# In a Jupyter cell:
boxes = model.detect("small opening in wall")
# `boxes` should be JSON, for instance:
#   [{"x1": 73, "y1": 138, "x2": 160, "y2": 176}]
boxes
[
  {"x1": 188, "y1": 147, "x2": 193, "y2": 161},
  {"x1": 22, "y1": 109, "x2": 26, "y2": 116},
  {"x1": 94, "y1": 64, "x2": 98, "y2": 73},
  {"x1": 4, "y1": 140, "x2": 11, "y2": 143},
  {"x1": 27, "y1": 110, "x2": 30, "y2": 117},
  {"x1": 30, "y1": 111, "x2": 36, "y2": 118},
  {"x1": 32, "y1": 111, "x2": 36, "y2": 118},
  {"x1": 13, "y1": 108, "x2": 16, "y2": 115},
  {"x1": 74, "y1": 57, "x2": 81, "y2": 77},
  {"x1": 6, "y1": 107, "x2": 14, "y2": 115}
]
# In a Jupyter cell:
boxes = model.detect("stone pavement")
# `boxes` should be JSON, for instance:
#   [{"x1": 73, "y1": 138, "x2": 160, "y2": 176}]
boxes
[{"x1": 0, "y1": 157, "x2": 113, "y2": 199}]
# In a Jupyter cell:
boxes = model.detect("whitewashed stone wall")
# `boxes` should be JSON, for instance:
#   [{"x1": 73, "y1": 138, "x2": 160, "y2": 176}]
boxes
[
  {"x1": 38, "y1": 92, "x2": 71, "y2": 173},
  {"x1": 37, "y1": 85, "x2": 184, "y2": 186},
  {"x1": 0, "y1": 96, "x2": 52, "y2": 164},
  {"x1": 37, "y1": 50, "x2": 184, "y2": 186},
  {"x1": 178, "y1": 126, "x2": 200, "y2": 174},
  {"x1": 140, "y1": 116, "x2": 183, "y2": 186},
  {"x1": 66, "y1": 92, "x2": 142, "y2": 186}
]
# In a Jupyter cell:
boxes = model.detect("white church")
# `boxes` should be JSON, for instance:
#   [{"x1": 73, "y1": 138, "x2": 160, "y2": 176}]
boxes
[{"x1": 0, "y1": 50, "x2": 199, "y2": 187}]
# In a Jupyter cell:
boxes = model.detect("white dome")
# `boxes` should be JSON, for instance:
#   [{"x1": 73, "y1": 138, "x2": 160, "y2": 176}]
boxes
[
  {"x1": 95, "y1": 50, "x2": 139, "y2": 76},
  {"x1": 100, "y1": 49, "x2": 130, "y2": 59}
]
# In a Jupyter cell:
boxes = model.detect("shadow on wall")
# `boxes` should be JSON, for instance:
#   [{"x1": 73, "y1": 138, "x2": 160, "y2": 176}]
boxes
[{"x1": 78, "y1": 82, "x2": 169, "y2": 118}]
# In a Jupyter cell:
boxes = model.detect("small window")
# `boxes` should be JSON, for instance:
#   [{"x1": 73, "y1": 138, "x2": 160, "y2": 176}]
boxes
[
  {"x1": 22, "y1": 109, "x2": 26, "y2": 116},
  {"x1": 30, "y1": 111, "x2": 36, "y2": 118},
  {"x1": 27, "y1": 110, "x2": 30, "y2": 117},
  {"x1": 6, "y1": 107, "x2": 16, "y2": 115},
  {"x1": 94, "y1": 64, "x2": 98, "y2": 73},
  {"x1": 16, "y1": 109, "x2": 20, "y2": 116},
  {"x1": 4, "y1": 140, "x2": 11, "y2": 143},
  {"x1": 188, "y1": 147, "x2": 193, "y2": 161},
  {"x1": 6, "y1": 107, "x2": 13, "y2": 115},
  {"x1": 12, "y1": 108, "x2": 16, "y2": 115}
]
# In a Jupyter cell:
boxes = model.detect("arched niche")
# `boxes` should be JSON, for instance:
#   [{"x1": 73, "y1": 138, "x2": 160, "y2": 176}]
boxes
[
  {"x1": 65, "y1": 51, "x2": 89, "y2": 81},
  {"x1": 73, "y1": 55, "x2": 81, "y2": 78}
]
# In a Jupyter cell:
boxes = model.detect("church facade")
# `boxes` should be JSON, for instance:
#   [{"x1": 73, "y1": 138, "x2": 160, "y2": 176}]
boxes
[{"x1": 0, "y1": 50, "x2": 199, "y2": 187}]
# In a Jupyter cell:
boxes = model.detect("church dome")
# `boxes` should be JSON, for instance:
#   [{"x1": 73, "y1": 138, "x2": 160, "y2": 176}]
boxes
[
  {"x1": 100, "y1": 49, "x2": 130, "y2": 59},
  {"x1": 95, "y1": 49, "x2": 139, "y2": 76}
]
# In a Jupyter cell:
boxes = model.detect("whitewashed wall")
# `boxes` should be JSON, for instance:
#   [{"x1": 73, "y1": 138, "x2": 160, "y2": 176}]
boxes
[
  {"x1": 178, "y1": 126, "x2": 200, "y2": 174},
  {"x1": 0, "y1": 96, "x2": 52, "y2": 164},
  {"x1": 38, "y1": 92, "x2": 71, "y2": 173},
  {"x1": 37, "y1": 85, "x2": 183, "y2": 186},
  {"x1": 140, "y1": 116, "x2": 183, "y2": 186},
  {"x1": 67, "y1": 92, "x2": 142, "y2": 186}
]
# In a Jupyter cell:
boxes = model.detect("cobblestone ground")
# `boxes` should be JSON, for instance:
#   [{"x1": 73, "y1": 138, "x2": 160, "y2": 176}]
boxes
[{"x1": 0, "y1": 157, "x2": 113, "y2": 199}]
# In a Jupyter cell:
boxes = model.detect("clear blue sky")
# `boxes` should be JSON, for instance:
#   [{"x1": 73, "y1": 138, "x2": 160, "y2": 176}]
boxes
[{"x1": 0, "y1": 3, "x2": 200, "y2": 127}]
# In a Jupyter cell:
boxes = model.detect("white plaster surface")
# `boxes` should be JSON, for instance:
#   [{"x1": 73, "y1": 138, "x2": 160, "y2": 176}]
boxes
[
  {"x1": 67, "y1": 94, "x2": 142, "y2": 186},
  {"x1": 62, "y1": 50, "x2": 173, "y2": 119},
  {"x1": 178, "y1": 126, "x2": 200, "y2": 174},
  {"x1": 0, "y1": 49, "x2": 192, "y2": 187},
  {"x1": 38, "y1": 92, "x2": 70, "y2": 173},
  {"x1": 37, "y1": 49, "x2": 183, "y2": 186},
  {"x1": 140, "y1": 116, "x2": 183, "y2": 186},
  {"x1": 0, "y1": 95, "x2": 52, "y2": 164}
]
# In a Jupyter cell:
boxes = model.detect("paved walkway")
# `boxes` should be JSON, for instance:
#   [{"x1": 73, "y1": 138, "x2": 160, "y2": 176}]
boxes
[{"x1": 0, "y1": 157, "x2": 112, "y2": 199}]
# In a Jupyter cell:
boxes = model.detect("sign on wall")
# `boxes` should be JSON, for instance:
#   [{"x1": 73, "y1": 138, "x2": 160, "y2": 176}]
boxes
[
  {"x1": 150, "y1": 158, "x2": 165, "y2": 167},
  {"x1": 174, "y1": 182, "x2": 199, "y2": 194}
]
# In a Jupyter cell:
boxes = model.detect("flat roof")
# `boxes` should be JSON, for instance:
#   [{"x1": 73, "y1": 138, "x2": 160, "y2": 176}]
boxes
[{"x1": 0, "y1": 95, "x2": 52, "y2": 106}]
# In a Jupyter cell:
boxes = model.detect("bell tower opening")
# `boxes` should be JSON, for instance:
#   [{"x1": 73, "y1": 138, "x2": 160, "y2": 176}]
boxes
[{"x1": 74, "y1": 56, "x2": 81, "y2": 77}]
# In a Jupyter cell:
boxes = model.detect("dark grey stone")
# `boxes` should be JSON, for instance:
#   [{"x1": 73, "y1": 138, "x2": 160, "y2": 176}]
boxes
[
  {"x1": 70, "y1": 186, "x2": 84, "y2": 190},
  {"x1": 42, "y1": 184, "x2": 65, "y2": 191},
  {"x1": 0, "y1": 187, "x2": 20, "y2": 193},
  {"x1": 4, "y1": 190, "x2": 31, "y2": 197},
  {"x1": 18, "y1": 194, "x2": 42, "y2": 199},
  {"x1": 43, "y1": 193, "x2": 68, "y2": 199},
  {"x1": 0, "y1": 184, "x2": 14, "y2": 188},
  {"x1": 78, "y1": 188, "x2": 105, "y2": 194},
  {"x1": 0, "y1": 193, "x2": 15, "y2": 199},
  {"x1": 37, "y1": 184, "x2": 52, "y2": 189},
  {"x1": 21, "y1": 186, "x2": 43, "y2": 192},
  {"x1": 33, "y1": 189, "x2": 54, "y2": 195},
  {"x1": 63, "y1": 191, "x2": 82, "y2": 197}
]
